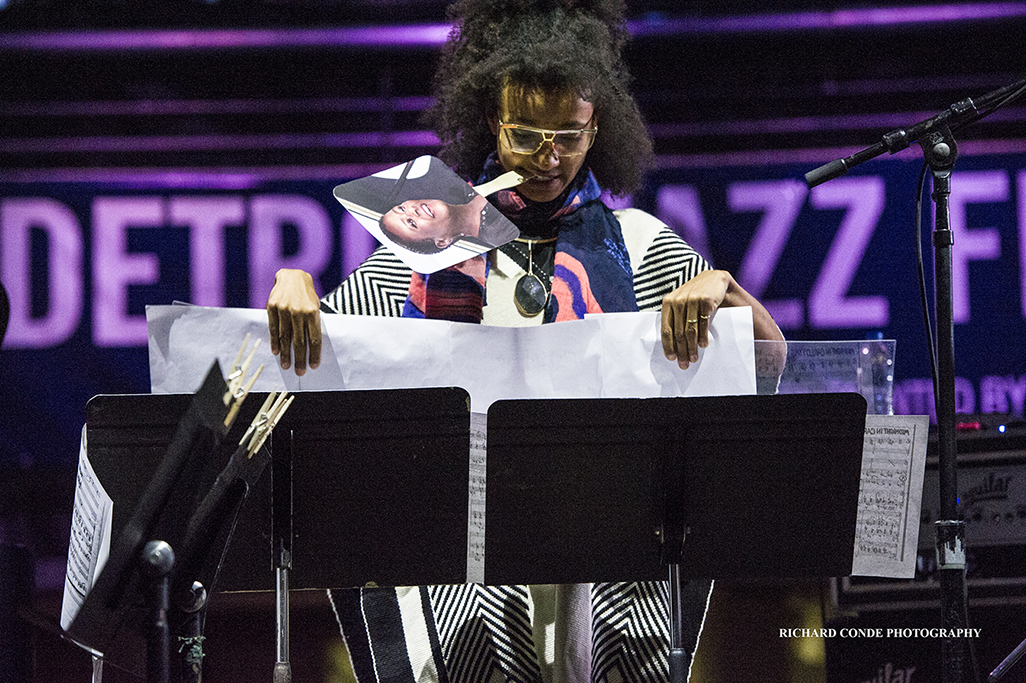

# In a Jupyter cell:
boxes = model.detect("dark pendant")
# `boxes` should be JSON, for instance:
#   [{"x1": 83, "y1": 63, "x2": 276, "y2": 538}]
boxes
[{"x1": 514, "y1": 273, "x2": 548, "y2": 317}]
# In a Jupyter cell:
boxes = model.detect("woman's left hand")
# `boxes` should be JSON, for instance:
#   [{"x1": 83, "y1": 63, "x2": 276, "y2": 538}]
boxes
[
  {"x1": 661, "y1": 270, "x2": 730, "y2": 369},
  {"x1": 661, "y1": 269, "x2": 784, "y2": 369}
]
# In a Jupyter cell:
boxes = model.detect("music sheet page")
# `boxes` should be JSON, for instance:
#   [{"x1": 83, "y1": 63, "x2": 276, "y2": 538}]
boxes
[
  {"x1": 60, "y1": 426, "x2": 113, "y2": 631},
  {"x1": 852, "y1": 414, "x2": 930, "y2": 579},
  {"x1": 467, "y1": 412, "x2": 487, "y2": 584}
]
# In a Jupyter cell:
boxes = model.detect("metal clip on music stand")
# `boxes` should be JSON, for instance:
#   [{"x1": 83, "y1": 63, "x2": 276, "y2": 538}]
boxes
[{"x1": 484, "y1": 392, "x2": 867, "y2": 683}]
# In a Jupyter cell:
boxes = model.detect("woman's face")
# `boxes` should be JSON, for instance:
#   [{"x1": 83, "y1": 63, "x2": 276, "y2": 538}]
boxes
[
  {"x1": 380, "y1": 199, "x2": 454, "y2": 248},
  {"x1": 490, "y1": 85, "x2": 596, "y2": 204}
]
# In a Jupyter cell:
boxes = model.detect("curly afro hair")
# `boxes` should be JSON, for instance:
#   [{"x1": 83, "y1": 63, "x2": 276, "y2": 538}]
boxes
[{"x1": 426, "y1": 0, "x2": 652, "y2": 197}]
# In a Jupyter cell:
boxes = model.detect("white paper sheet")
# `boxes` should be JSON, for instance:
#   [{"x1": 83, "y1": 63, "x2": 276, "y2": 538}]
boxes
[
  {"x1": 147, "y1": 305, "x2": 758, "y2": 407},
  {"x1": 591, "y1": 309, "x2": 756, "y2": 398},
  {"x1": 467, "y1": 412, "x2": 487, "y2": 584},
  {"x1": 147, "y1": 304, "x2": 346, "y2": 394},
  {"x1": 61, "y1": 426, "x2": 113, "y2": 631},
  {"x1": 852, "y1": 414, "x2": 930, "y2": 579}
]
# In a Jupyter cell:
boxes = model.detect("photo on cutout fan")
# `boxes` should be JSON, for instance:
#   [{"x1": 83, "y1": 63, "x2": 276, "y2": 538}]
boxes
[{"x1": 333, "y1": 155, "x2": 520, "y2": 274}]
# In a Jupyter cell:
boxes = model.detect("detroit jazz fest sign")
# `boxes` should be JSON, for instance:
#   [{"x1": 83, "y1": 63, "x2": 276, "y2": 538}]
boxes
[{"x1": 2, "y1": 150, "x2": 1025, "y2": 466}]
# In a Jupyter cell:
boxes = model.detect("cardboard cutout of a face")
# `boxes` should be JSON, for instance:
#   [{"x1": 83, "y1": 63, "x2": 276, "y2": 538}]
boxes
[{"x1": 333, "y1": 156, "x2": 520, "y2": 274}]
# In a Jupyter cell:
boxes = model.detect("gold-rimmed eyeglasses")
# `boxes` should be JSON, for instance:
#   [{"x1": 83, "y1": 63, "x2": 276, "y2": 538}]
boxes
[{"x1": 498, "y1": 120, "x2": 598, "y2": 157}]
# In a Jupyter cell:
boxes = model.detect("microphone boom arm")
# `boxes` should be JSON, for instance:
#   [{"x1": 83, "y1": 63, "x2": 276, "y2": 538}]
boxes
[{"x1": 805, "y1": 77, "x2": 1026, "y2": 188}]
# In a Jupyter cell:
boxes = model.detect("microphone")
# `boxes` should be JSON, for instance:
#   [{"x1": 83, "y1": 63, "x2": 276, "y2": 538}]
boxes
[{"x1": 805, "y1": 77, "x2": 1026, "y2": 188}]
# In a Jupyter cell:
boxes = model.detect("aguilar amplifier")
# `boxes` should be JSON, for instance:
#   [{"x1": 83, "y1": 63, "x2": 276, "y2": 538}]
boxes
[{"x1": 825, "y1": 419, "x2": 1026, "y2": 683}]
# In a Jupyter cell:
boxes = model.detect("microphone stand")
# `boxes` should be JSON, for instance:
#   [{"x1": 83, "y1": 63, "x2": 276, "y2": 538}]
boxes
[
  {"x1": 806, "y1": 77, "x2": 1026, "y2": 683},
  {"x1": 922, "y1": 125, "x2": 969, "y2": 683}
]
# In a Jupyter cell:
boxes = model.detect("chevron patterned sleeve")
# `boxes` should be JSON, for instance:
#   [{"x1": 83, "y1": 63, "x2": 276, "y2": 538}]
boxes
[
  {"x1": 632, "y1": 227, "x2": 711, "y2": 312},
  {"x1": 320, "y1": 246, "x2": 413, "y2": 318}
]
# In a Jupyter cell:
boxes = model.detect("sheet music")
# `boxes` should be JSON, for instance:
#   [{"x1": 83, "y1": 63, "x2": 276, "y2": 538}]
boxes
[
  {"x1": 852, "y1": 414, "x2": 929, "y2": 579},
  {"x1": 61, "y1": 426, "x2": 114, "y2": 630},
  {"x1": 467, "y1": 412, "x2": 487, "y2": 584}
]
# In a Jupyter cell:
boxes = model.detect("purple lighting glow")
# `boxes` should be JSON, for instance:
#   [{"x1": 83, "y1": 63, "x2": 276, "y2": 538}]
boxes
[
  {"x1": 0, "y1": 23, "x2": 454, "y2": 52},
  {"x1": 0, "y1": 130, "x2": 440, "y2": 154},
  {"x1": 1, "y1": 3, "x2": 1022, "y2": 52},
  {"x1": 630, "y1": 2, "x2": 1026, "y2": 36}
]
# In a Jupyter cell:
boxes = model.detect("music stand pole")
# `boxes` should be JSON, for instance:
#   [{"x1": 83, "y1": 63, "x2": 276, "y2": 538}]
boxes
[
  {"x1": 272, "y1": 430, "x2": 294, "y2": 683},
  {"x1": 662, "y1": 437, "x2": 690, "y2": 683},
  {"x1": 667, "y1": 563, "x2": 688, "y2": 683},
  {"x1": 141, "y1": 541, "x2": 175, "y2": 683}
]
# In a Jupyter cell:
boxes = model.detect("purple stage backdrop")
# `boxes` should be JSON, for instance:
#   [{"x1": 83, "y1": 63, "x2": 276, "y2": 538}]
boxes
[{"x1": 2, "y1": 149, "x2": 1025, "y2": 467}]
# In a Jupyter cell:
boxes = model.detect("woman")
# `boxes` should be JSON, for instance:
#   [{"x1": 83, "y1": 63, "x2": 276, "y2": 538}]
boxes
[{"x1": 266, "y1": 0, "x2": 784, "y2": 680}]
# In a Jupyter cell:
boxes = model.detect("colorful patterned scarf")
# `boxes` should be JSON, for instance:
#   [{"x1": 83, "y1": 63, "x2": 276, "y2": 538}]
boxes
[{"x1": 401, "y1": 155, "x2": 638, "y2": 322}]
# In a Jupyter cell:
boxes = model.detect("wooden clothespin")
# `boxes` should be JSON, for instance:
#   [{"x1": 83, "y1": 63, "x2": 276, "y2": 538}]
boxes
[
  {"x1": 223, "y1": 334, "x2": 265, "y2": 428},
  {"x1": 240, "y1": 389, "x2": 294, "y2": 457}
]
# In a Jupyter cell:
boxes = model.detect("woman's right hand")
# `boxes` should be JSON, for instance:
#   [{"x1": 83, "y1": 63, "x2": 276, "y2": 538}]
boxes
[{"x1": 266, "y1": 268, "x2": 321, "y2": 375}]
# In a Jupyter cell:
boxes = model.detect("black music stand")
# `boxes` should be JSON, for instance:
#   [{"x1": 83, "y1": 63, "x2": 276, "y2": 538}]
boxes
[
  {"x1": 74, "y1": 387, "x2": 471, "y2": 680},
  {"x1": 485, "y1": 392, "x2": 868, "y2": 682},
  {"x1": 66, "y1": 363, "x2": 235, "y2": 682}
]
